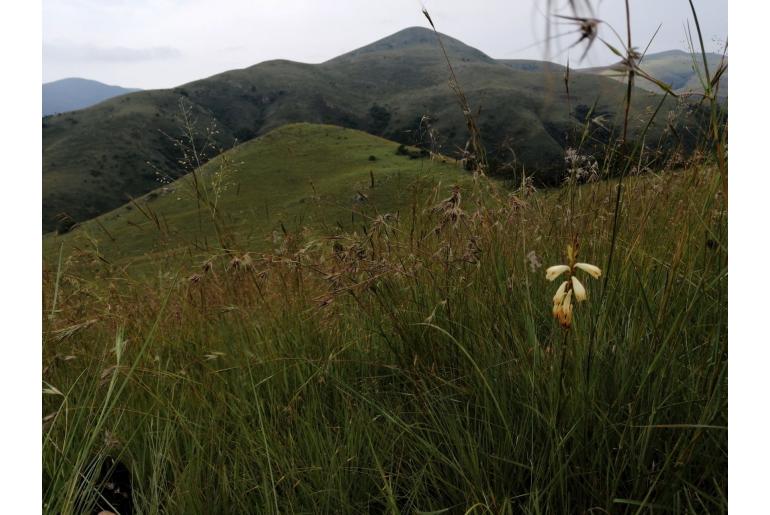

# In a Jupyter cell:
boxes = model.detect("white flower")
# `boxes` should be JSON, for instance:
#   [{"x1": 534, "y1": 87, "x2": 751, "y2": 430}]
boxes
[
  {"x1": 546, "y1": 265, "x2": 570, "y2": 281},
  {"x1": 553, "y1": 281, "x2": 568, "y2": 304},
  {"x1": 574, "y1": 262, "x2": 602, "y2": 279},
  {"x1": 571, "y1": 276, "x2": 587, "y2": 302}
]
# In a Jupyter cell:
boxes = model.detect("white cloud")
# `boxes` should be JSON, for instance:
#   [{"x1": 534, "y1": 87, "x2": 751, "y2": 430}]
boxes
[{"x1": 44, "y1": 44, "x2": 182, "y2": 62}]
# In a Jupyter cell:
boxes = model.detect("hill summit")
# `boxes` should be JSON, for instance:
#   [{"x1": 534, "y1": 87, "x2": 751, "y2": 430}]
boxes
[
  {"x1": 328, "y1": 26, "x2": 494, "y2": 63},
  {"x1": 45, "y1": 123, "x2": 469, "y2": 262}
]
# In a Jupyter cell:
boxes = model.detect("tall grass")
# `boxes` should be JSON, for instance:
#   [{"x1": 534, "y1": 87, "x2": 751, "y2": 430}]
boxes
[{"x1": 43, "y1": 158, "x2": 726, "y2": 512}]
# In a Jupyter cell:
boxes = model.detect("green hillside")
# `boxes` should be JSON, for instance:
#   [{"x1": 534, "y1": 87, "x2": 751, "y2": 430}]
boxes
[
  {"x1": 497, "y1": 59, "x2": 567, "y2": 73},
  {"x1": 42, "y1": 27, "x2": 686, "y2": 232},
  {"x1": 582, "y1": 49, "x2": 727, "y2": 96},
  {"x1": 44, "y1": 123, "x2": 470, "y2": 266}
]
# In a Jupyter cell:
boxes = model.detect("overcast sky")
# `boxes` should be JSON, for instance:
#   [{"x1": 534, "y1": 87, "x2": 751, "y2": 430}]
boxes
[{"x1": 43, "y1": 0, "x2": 727, "y2": 90}]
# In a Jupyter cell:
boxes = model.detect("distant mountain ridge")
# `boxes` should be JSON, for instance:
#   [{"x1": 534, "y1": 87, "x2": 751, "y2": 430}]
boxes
[
  {"x1": 42, "y1": 27, "x2": 694, "y2": 233},
  {"x1": 42, "y1": 78, "x2": 141, "y2": 116},
  {"x1": 581, "y1": 49, "x2": 727, "y2": 96}
]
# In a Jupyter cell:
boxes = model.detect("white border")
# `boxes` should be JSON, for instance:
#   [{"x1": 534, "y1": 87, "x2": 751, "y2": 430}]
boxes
[
  {"x1": 1, "y1": 0, "x2": 42, "y2": 511},
  {"x1": 1, "y1": 0, "x2": 759, "y2": 511},
  {"x1": 729, "y1": 0, "x2": 770, "y2": 512}
]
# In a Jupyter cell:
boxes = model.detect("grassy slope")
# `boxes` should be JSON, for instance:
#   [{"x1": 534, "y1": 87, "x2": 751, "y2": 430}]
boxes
[
  {"x1": 42, "y1": 27, "x2": 684, "y2": 232},
  {"x1": 42, "y1": 160, "x2": 727, "y2": 512},
  {"x1": 582, "y1": 49, "x2": 728, "y2": 96},
  {"x1": 44, "y1": 123, "x2": 470, "y2": 267},
  {"x1": 497, "y1": 59, "x2": 567, "y2": 73}
]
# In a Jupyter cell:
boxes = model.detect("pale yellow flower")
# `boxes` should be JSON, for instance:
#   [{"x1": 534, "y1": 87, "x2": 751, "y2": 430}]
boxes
[
  {"x1": 554, "y1": 289, "x2": 573, "y2": 328},
  {"x1": 571, "y1": 276, "x2": 587, "y2": 302},
  {"x1": 574, "y1": 262, "x2": 602, "y2": 279},
  {"x1": 546, "y1": 265, "x2": 570, "y2": 281},
  {"x1": 552, "y1": 280, "x2": 568, "y2": 304},
  {"x1": 546, "y1": 245, "x2": 601, "y2": 329}
]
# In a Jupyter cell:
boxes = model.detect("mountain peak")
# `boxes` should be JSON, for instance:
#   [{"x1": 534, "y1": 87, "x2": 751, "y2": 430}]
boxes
[{"x1": 327, "y1": 26, "x2": 494, "y2": 63}]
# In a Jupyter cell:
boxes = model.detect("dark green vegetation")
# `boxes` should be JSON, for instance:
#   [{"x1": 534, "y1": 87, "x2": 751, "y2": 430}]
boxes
[
  {"x1": 43, "y1": 123, "x2": 470, "y2": 265},
  {"x1": 584, "y1": 49, "x2": 728, "y2": 96},
  {"x1": 42, "y1": 78, "x2": 141, "y2": 116},
  {"x1": 43, "y1": 27, "x2": 692, "y2": 232},
  {"x1": 43, "y1": 159, "x2": 727, "y2": 512}
]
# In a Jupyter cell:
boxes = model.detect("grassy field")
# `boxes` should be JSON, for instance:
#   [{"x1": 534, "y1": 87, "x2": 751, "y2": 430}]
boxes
[{"x1": 43, "y1": 151, "x2": 727, "y2": 512}]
